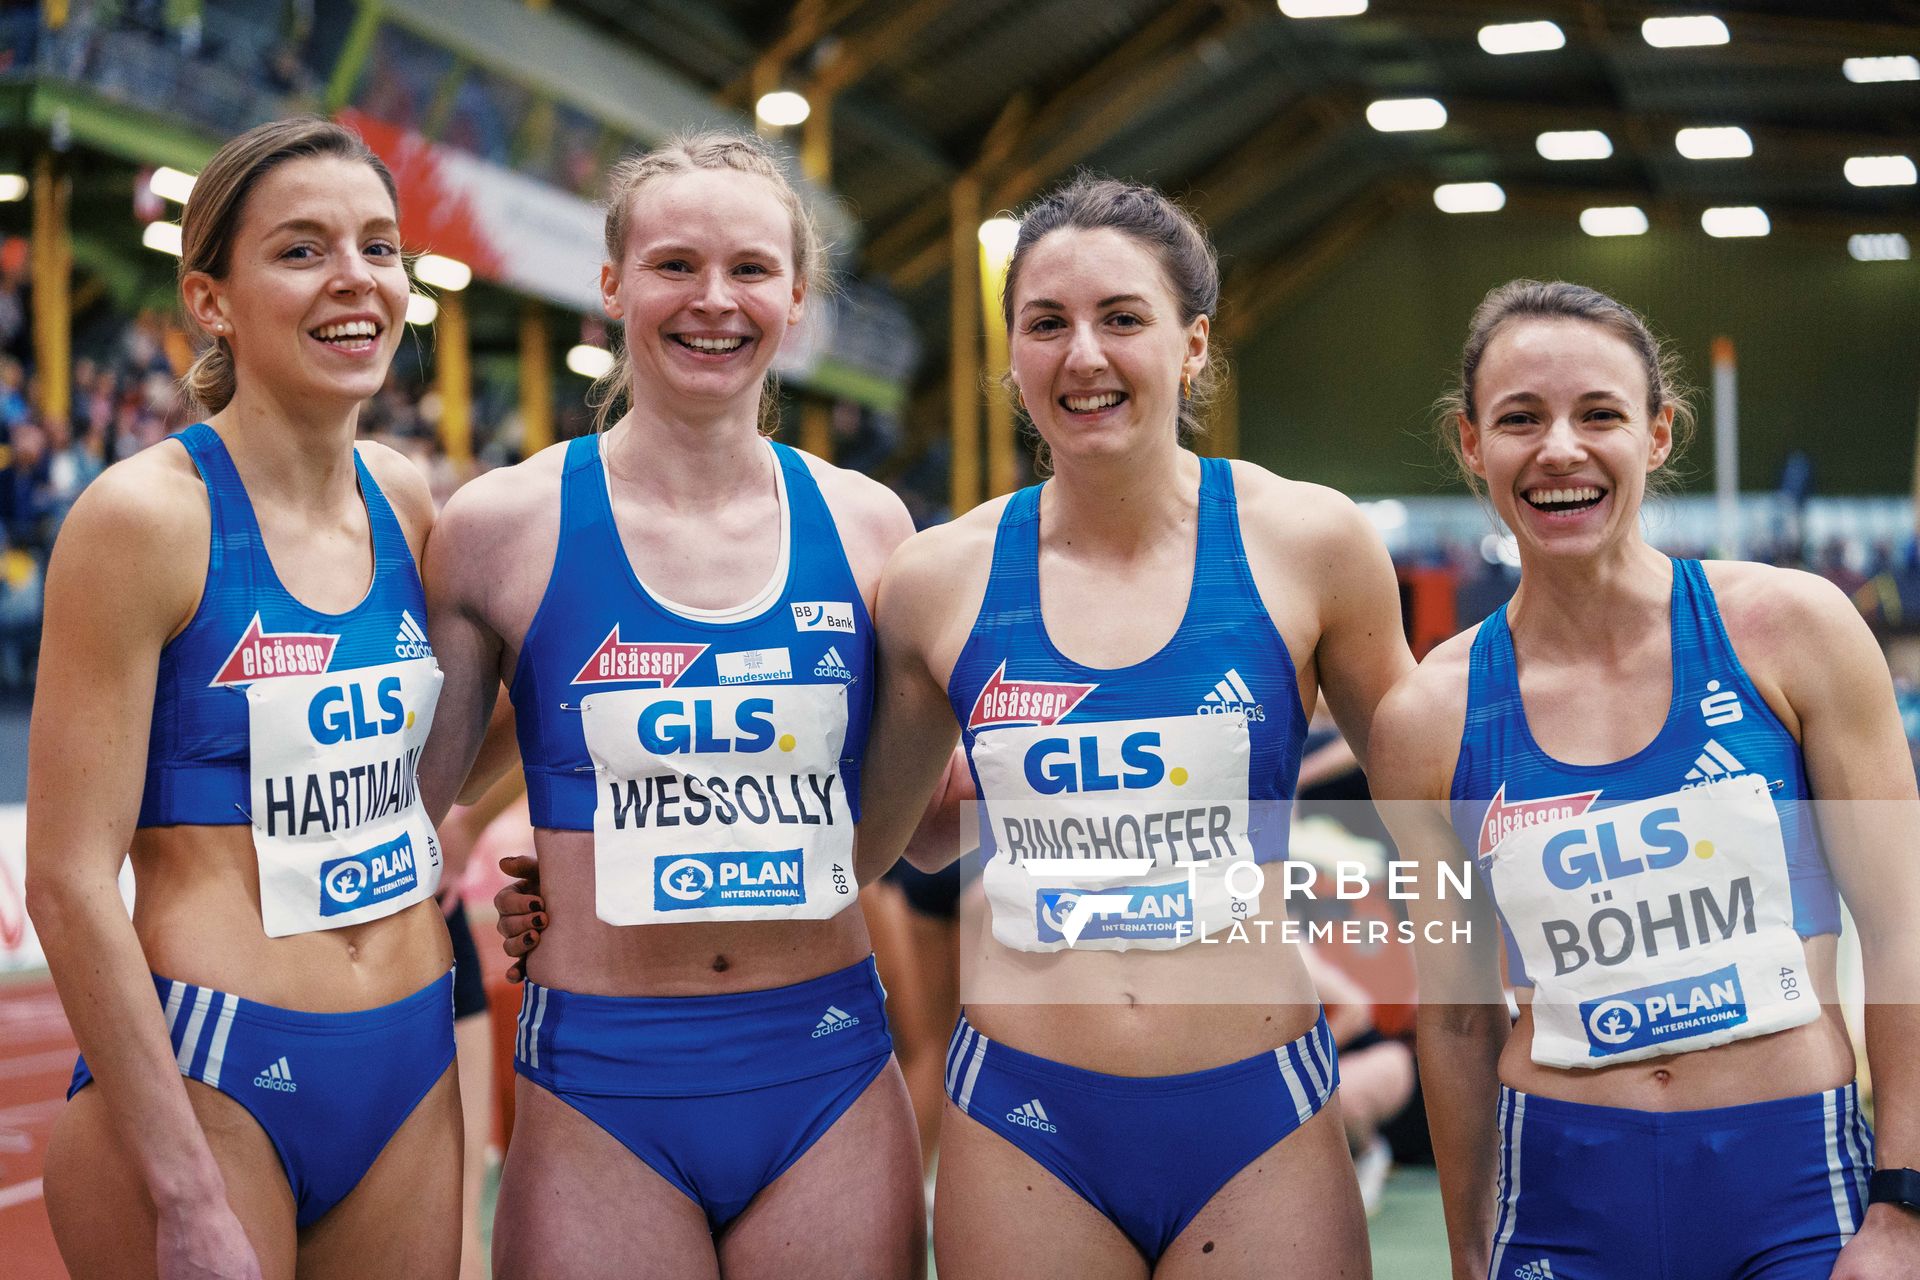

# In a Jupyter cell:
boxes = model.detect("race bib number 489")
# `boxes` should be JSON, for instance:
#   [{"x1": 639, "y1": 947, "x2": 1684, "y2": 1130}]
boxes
[{"x1": 582, "y1": 683, "x2": 856, "y2": 925}]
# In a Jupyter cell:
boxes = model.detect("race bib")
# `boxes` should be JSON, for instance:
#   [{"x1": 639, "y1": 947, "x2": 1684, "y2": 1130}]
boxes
[
  {"x1": 972, "y1": 713, "x2": 1258, "y2": 952},
  {"x1": 1486, "y1": 774, "x2": 1818, "y2": 1068},
  {"x1": 581, "y1": 684, "x2": 856, "y2": 924},
  {"x1": 246, "y1": 658, "x2": 443, "y2": 937}
]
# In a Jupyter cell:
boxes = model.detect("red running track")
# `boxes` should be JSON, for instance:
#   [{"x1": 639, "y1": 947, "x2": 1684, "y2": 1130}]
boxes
[{"x1": 0, "y1": 976, "x2": 74, "y2": 1279}]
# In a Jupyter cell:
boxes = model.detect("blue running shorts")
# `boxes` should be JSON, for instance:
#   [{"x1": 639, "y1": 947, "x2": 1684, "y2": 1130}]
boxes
[
  {"x1": 513, "y1": 955, "x2": 893, "y2": 1231},
  {"x1": 70, "y1": 971, "x2": 455, "y2": 1227},
  {"x1": 944, "y1": 1009, "x2": 1340, "y2": 1261},
  {"x1": 1488, "y1": 1083, "x2": 1874, "y2": 1280}
]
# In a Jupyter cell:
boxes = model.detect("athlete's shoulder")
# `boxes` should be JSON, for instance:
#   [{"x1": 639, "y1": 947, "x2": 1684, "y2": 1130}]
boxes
[
  {"x1": 886, "y1": 494, "x2": 1010, "y2": 585},
  {"x1": 796, "y1": 450, "x2": 916, "y2": 567},
  {"x1": 428, "y1": 442, "x2": 567, "y2": 589},
  {"x1": 1370, "y1": 626, "x2": 1480, "y2": 800},
  {"x1": 353, "y1": 437, "x2": 434, "y2": 545},
  {"x1": 876, "y1": 496, "x2": 1011, "y2": 641},
  {"x1": 47, "y1": 440, "x2": 210, "y2": 635},
  {"x1": 1702, "y1": 558, "x2": 1884, "y2": 693},
  {"x1": 1227, "y1": 460, "x2": 1376, "y2": 548}
]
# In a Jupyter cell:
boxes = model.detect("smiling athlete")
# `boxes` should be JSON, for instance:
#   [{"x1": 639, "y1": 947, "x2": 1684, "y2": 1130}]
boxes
[{"x1": 1372, "y1": 280, "x2": 1920, "y2": 1280}]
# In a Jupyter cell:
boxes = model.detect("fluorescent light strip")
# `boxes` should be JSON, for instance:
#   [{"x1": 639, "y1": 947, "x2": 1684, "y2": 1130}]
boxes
[
  {"x1": 1433, "y1": 182, "x2": 1505, "y2": 213},
  {"x1": 1701, "y1": 206, "x2": 1769, "y2": 238},
  {"x1": 567, "y1": 344, "x2": 614, "y2": 379},
  {"x1": 1842, "y1": 56, "x2": 1919, "y2": 84},
  {"x1": 142, "y1": 221, "x2": 183, "y2": 256},
  {"x1": 1848, "y1": 233, "x2": 1910, "y2": 262},
  {"x1": 754, "y1": 91, "x2": 810, "y2": 128},
  {"x1": 1537, "y1": 130, "x2": 1613, "y2": 161},
  {"x1": 1366, "y1": 97, "x2": 1446, "y2": 132},
  {"x1": 1278, "y1": 0, "x2": 1368, "y2": 17},
  {"x1": 1580, "y1": 206, "x2": 1649, "y2": 237},
  {"x1": 0, "y1": 174, "x2": 26, "y2": 202},
  {"x1": 1844, "y1": 155, "x2": 1917, "y2": 187},
  {"x1": 1478, "y1": 20, "x2": 1564, "y2": 54},
  {"x1": 149, "y1": 166, "x2": 197, "y2": 204},
  {"x1": 1643, "y1": 15, "x2": 1729, "y2": 48},
  {"x1": 406, "y1": 293, "x2": 438, "y2": 325},
  {"x1": 1675, "y1": 126, "x2": 1752, "y2": 159},
  {"x1": 413, "y1": 253, "x2": 473, "y2": 291}
]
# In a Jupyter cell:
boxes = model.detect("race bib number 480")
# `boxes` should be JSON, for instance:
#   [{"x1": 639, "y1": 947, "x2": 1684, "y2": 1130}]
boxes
[
  {"x1": 582, "y1": 683, "x2": 856, "y2": 925},
  {"x1": 246, "y1": 658, "x2": 443, "y2": 937}
]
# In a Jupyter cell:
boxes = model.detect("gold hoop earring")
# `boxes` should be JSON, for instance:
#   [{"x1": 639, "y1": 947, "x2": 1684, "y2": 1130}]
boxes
[
  {"x1": 1017, "y1": 388, "x2": 1027, "y2": 412},
  {"x1": 1181, "y1": 373, "x2": 1193, "y2": 399}
]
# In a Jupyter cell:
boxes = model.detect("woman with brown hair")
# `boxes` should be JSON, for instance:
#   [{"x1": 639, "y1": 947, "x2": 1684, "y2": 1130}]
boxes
[{"x1": 30, "y1": 117, "x2": 460, "y2": 1278}]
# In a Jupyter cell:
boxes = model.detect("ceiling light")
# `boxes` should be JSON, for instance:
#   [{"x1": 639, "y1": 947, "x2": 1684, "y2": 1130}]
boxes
[
  {"x1": 1675, "y1": 126, "x2": 1752, "y2": 159},
  {"x1": 413, "y1": 253, "x2": 473, "y2": 291},
  {"x1": 1433, "y1": 182, "x2": 1505, "y2": 213},
  {"x1": 406, "y1": 293, "x2": 439, "y2": 325},
  {"x1": 142, "y1": 221, "x2": 183, "y2": 256},
  {"x1": 0, "y1": 174, "x2": 26, "y2": 202},
  {"x1": 1848, "y1": 233, "x2": 1910, "y2": 261},
  {"x1": 1701, "y1": 206, "x2": 1769, "y2": 238},
  {"x1": 1278, "y1": 0, "x2": 1367, "y2": 16},
  {"x1": 567, "y1": 344, "x2": 614, "y2": 379},
  {"x1": 149, "y1": 166, "x2": 196, "y2": 203},
  {"x1": 977, "y1": 217, "x2": 1021, "y2": 263},
  {"x1": 1478, "y1": 21, "x2": 1564, "y2": 55},
  {"x1": 1580, "y1": 206, "x2": 1649, "y2": 237},
  {"x1": 1642, "y1": 15, "x2": 1729, "y2": 48},
  {"x1": 1844, "y1": 155, "x2": 1917, "y2": 187},
  {"x1": 1536, "y1": 130, "x2": 1613, "y2": 161},
  {"x1": 1366, "y1": 98, "x2": 1446, "y2": 132},
  {"x1": 1842, "y1": 56, "x2": 1919, "y2": 84},
  {"x1": 754, "y1": 91, "x2": 811, "y2": 128}
]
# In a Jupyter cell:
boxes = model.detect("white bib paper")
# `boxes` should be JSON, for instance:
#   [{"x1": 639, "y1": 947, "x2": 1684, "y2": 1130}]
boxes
[
  {"x1": 582, "y1": 683, "x2": 856, "y2": 924},
  {"x1": 1486, "y1": 773, "x2": 1818, "y2": 1068},
  {"x1": 972, "y1": 713, "x2": 1258, "y2": 952},
  {"x1": 246, "y1": 658, "x2": 443, "y2": 937}
]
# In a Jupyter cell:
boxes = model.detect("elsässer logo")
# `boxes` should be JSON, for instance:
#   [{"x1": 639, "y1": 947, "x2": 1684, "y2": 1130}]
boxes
[
  {"x1": 208, "y1": 614, "x2": 338, "y2": 686},
  {"x1": 967, "y1": 662, "x2": 1097, "y2": 730},
  {"x1": 571, "y1": 628, "x2": 708, "y2": 687},
  {"x1": 1477, "y1": 783, "x2": 1602, "y2": 859}
]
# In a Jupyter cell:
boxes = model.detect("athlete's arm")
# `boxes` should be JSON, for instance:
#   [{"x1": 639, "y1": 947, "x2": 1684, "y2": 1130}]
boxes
[
  {"x1": 417, "y1": 467, "x2": 526, "y2": 825},
  {"x1": 1756, "y1": 572, "x2": 1920, "y2": 1275},
  {"x1": 853, "y1": 523, "x2": 976, "y2": 881},
  {"x1": 24, "y1": 458, "x2": 264, "y2": 1278},
  {"x1": 1369, "y1": 654, "x2": 1509, "y2": 1280}
]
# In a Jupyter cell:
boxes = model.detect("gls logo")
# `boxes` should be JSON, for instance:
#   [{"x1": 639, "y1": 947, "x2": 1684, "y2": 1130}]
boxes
[
  {"x1": 1024, "y1": 731, "x2": 1165, "y2": 794},
  {"x1": 1541, "y1": 808, "x2": 1693, "y2": 890},
  {"x1": 308, "y1": 677, "x2": 408, "y2": 745},
  {"x1": 637, "y1": 698, "x2": 780, "y2": 755}
]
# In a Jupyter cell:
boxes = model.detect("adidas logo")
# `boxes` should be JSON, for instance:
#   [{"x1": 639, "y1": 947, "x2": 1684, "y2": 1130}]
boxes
[
  {"x1": 1198, "y1": 668, "x2": 1265, "y2": 721},
  {"x1": 1006, "y1": 1098, "x2": 1058, "y2": 1133},
  {"x1": 394, "y1": 610, "x2": 433, "y2": 659},
  {"x1": 811, "y1": 1005, "x2": 860, "y2": 1038},
  {"x1": 813, "y1": 646, "x2": 852, "y2": 680},
  {"x1": 1513, "y1": 1261, "x2": 1556, "y2": 1279},
  {"x1": 252, "y1": 1056, "x2": 297, "y2": 1093},
  {"x1": 1684, "y1": 738, "x2": 1745, "y2": 785}
]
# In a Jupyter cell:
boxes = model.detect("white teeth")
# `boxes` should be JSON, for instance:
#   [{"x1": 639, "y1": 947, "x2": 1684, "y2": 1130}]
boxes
[
  {"x1": 314, "y1": 320, "x2": 376, "y2": 341},
  {"x1": 1064, "y1": 392, "x2": 1123, "y2": 412},
  {"x1": 681, "y1": 336, "x2": 746, "y2": 352},
  {"x1": 1528, "y1": 486, "x2": 1603, "y2": 506}
]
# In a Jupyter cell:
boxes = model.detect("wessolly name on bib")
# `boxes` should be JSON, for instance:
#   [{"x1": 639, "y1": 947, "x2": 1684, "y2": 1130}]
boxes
[
  {"x1": 581, "y1": 683, "x2": 855, "y2": 924},
  {"x1": 1484, "y1": 774, "x2": 1817, "y2": 1067}
]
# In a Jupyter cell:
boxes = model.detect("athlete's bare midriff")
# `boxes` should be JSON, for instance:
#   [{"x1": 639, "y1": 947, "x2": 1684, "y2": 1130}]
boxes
[
  {"x1": 961, "y1": 895, "x2": 1325, "y2": 1075},
  {"x1": 1499, "y1": 932, "x2": 1855, "y2": 1109},
  {"x1": 128, "y1": 823, "x2": 451, "y2": 1011},
  {"x1": 519, "y1": 825, "x2": 873, "y2": 996}
]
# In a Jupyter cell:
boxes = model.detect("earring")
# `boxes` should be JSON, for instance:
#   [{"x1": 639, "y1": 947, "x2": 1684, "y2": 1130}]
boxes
[
  {"x1": 1017, "y1": 388, "x2": 1027, "y2": 412},
  {"x1": 1181, "y1": 373, "x2": 1193, "y2": 399}
]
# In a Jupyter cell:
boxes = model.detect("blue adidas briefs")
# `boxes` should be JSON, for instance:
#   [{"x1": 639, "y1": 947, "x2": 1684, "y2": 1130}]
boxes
[
  {"x1": 944, "y1": 1009, "x2": 1340, "y2": 1261},
  {"x1": 69, "y1": 970, "x2": 455, "y2": 1228},
  {"x1": 1489, "y1": 1083, "x2": 1873, "y2": 1280},
  {"x1": 513, "y1": 955, "x2": 893, "y2": 1230}
]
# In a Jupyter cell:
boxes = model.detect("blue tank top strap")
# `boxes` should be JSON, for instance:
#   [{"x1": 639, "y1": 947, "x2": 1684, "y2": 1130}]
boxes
[
  {"x1": 771, "y1": 442, "x2": 855, "y2": 579},
  {"x1": 350, "y1": 445, "x2": 412, "y2": 580},
  {"x1": 173, "y1": 423, "x2": 258, "y2": 580},
  {"x1": 977, "y1": 482, "x2": 1044, "y2": 619},
  {"x1": 1192, "y1": 456, "x2": 1264, "y2": 632}
]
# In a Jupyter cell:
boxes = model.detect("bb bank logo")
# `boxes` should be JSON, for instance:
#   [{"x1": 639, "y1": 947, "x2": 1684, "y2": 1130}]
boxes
[
  {"x1": 792, "y1": 601, "x2": 856, "y2": 633},
  {"x1": 1037, "y1": 882, "x2": 1193, "y2": 944},
  {"x1": 319, "y1": 832, "x2": 420, "y2": 917},
  {"x1": 653, "y1": 849, "x2": 806, "y2": 912},
  {"x1": 1580, "y1": 965, "x2": 1749, "y2": 1057}
]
